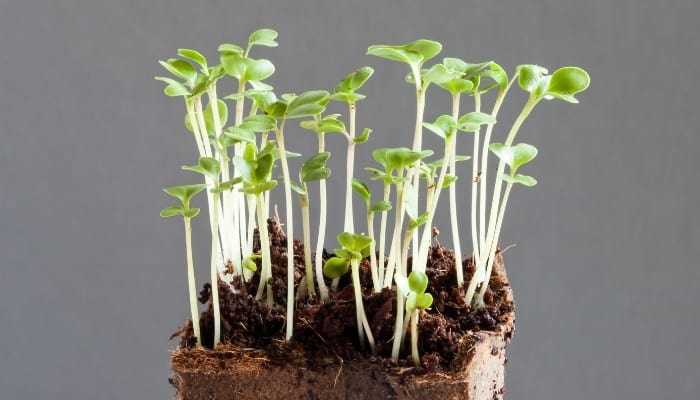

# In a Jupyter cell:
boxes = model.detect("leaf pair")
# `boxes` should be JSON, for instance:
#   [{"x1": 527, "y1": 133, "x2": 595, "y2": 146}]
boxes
[
  {"x1": 160, "y1": 184, "x2": 207, "y2": 219},
  {"x1": 333, "y1": 66, "x2": 374, "y2": 103},
  {"x1": 232, "y1": 143, "x2": 278, "y2": 195},
  {"x1": 323, "y1": 232, "x2": 374, "y2": 279},
  {"x1": 489, "y1": 143, "x2": 539, "y2": 187},
  {"x1": 367, "y1": 39, "x2": 443, "y2": 77},
  {"x1": 518, "y1": 65, "x2": 590, "y2": 103},
  {"x1": 395, "y1": 271, "x2": 433, "y2": 312},
  {"x1": 352, "y1": 179, "x2": 393, "y2": 213}
]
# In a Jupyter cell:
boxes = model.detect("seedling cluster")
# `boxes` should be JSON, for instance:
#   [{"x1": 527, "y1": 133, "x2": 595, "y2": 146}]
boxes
[{"x1": 158, "y1": 29, "x2": 589, "y2": 366}]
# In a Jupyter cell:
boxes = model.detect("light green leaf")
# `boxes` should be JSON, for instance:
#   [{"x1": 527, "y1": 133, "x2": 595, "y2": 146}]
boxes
[
  {"x1": 422, "y1": 63, "x2": 459, "y2": 85},
  {"x1": 286, "y1": 90, "x2": 330, "y2": 119},
  {"x1": 178, "y1": 49, "x2": 208, "y2": 71},
  {"x1": 315, "y1": 117, "x2": 346, "y2": 134},
  {"x1": 242, "y1": 256, "x2": 258, "y2": 272},
  {"x1": 244, "y1": 58, "x2": 275, "y2": 82},
  {"x1": 154, "y1": 77, "x2": 190, "y2": 97},
  {"x1": 163, "y1": 184, "x2": 207, "y2": 204},
  {"x1": 323, "y1": 257, "x2": 350, "y2": 279},
  {"x1": 248, "y1": 28, "x2": 279, "y2": 48},
  {"x1": 160, "y1": 205, "x2": 184, "y2": 218},
  {"x1": 458, "y1": 111, "x2": 496, "y2": 132},
  {"x1": 489, "y1": 142, "x2": 514, "y2": 167},
  {"x1": 301, "y1": 168, "x2": 330, "y2": 182},
  {"x1": 367, "y1": 39, "x2": 442, "y2": 70},
  {"x1": 159, "y1": 59, "x2": 197, "y2": 86},
  {"x1": 232, "y1": 155, "x2": 254, "y2": 183},
  {"x1": 500, "y1": 173, "x2": 537, "y2": 187},
  {"x1": 408, "y1": 270, "x2": 429, "y2": 294},
  {"x1": 223, "y1": 127, "x2": 256, "y2": 144},
  {"x1": 511, "y1": 143, "x2": 538, "y2": 169},
  {"x1": 334, "y1": 66, "x2": 374, "y2": 95},
  {"x1": 218, "y1": 43, "x2": 245, "y2": 55},
  {"x1": 182, "y1": 157, "x2": 221, "y2": 180},
  {"x1": 442, "y1": 174, "x2": 458, "y2": 188},
  {"x1": 290, "y1": 181, "x2": 306, "y2": 195},
  {"x1": 369, "y1": 200, "x2": 392, "y2": 212},
  {"x1": 181, "y1": 208, "x2": 200, "y2": 219},
  {"x1": 353, "y1": 127, "x2": 372, "y2": 143},
  {"x1": 406, "y1": 291, "x2": 418, "y2": 312},
  {"x1": 352, "y1": 179, "x2": 371, "y2": 202},
  {"x1": 408, "y1": 212, "x2": 430, "y2": 230},
  {"x1": 220, "y1": 52, "x2": 247, "y2": 80},
  {"x1": 545, "y1": 66, "x2": 590, "y2": 103},
  {"x1": 424, "y1": 115, "x2": 457, "y2": 138},
  {"x1": 517, "y1": 64, "x2": 549, "y2": 94},
  {"x1": 240, "y1": 115, "x2": 277, "y2": 132},
  {"x1": 203, "y1": 99, "x2": 228, "y2": 135},
  {"x1": 415, "y1": 293, "x2": 433, "y2": 309},
  {"x1": 256, "y1": 180, "x2": 278, "y2": 193},
  {"x1": 255, "y1": 152, "x2": 275, "y2": 182}
]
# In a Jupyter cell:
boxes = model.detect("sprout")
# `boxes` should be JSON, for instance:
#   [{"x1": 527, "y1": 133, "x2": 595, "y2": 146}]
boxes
[
  {"x1": 323, "y1": 233, "x2": 376, "y2": 353},
  {"x1": 395, "y1": 271, "x2": 434, "y2": 367},
  {"x1": 161, "y1": 184, "x2": 207, "y2": 346}
]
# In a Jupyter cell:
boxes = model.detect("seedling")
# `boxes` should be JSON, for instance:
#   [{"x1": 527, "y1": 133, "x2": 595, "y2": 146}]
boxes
[
  {"x1": 161, "y1": 184, "x2": 207, "y2": 346},
  {"x1": 323, "y1": 232, "x2": 376, "y2": 353},
  {"x1": 157, "y1": 29, "x2": 589, "y2": 367}
]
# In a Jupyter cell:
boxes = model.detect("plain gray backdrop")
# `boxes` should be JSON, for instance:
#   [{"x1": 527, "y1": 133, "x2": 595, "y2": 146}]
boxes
[{"x1": 1, "y1": 0, "x2": 698, "y2": 399}]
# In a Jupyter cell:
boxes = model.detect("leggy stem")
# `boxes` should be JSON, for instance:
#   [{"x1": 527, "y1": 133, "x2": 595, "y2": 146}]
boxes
[
  {"x1": 184, "y1": 217, "x2": 201, "y2": 346},
  {"x1": 315, "y1": 134, "x2": 330, "y2": 302},
  {"x1": 210, "y1": 190, "x2": 221, "y2": 345},
  {"x1": 351, "y1": 259, "x2": 375, "y2": 353}
]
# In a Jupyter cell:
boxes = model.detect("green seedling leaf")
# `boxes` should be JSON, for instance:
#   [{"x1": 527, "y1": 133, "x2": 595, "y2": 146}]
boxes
[
  {"x1": 334, "y1": 248, "x2": 361, "y2": 260},
  {"x1": 160, "y1": 205, "x2": 184, "y2": 218},
  {"x1": 367, "y1": 39, "x2": 442, "y2": 70},
  {"x1": 203, "y1": 99, "x2": 228, "y2": 135},
  {"x1": 545, "y1": 66, "x2": 590, "y2": 103},
  {"x1": 437, "y1": 78, "x2": 474, "y2": 94},
  {"x1": 443, "y1": 57, "x2": 468, "y2": 72},
  {"x1": 408, "y1": 212, "x2": 430, "y2": 230},
  {"x1": 511, "y1": 143, "x2": 538, "y2": 170},
  {"x1": 240, "y1": 115, "x2": 277, "y2": 132},
  {"x1": 442, "y1": 174, "x2": 458, "y2": 188},
  {"x1": 463, "y1": 61, "x2": 494, "y2": 79},
  {"x1": 245, "y1": 90, "x2": 277, "y2": 111},
  {"x1": 182, "y1": 157, "x2": 221, "y2": 180},
  {"x1": 372, "y1": 148, "x2": 390, "y2": 168},
  {"x1": 218, "y1": 43, "x2": 244, "y2": 56},
  {"x1": 248, "y1": 80, "x2": 273, "y2": 91},
  {"x1": 245, "y1": 58, "x2": 275, "y2": 82},
  {"x1": 369, "y1": 200, "x2": 392, "y2": 212},
  {"x1": 337, "y1": 232, "x2": 373, "y2": 252},
  {"x1": 248, "y1": 28, "x2": 279, "y2": 48},
  {"x1": 479, "y1": 62, "x2": 508, "y2": 92},
  {"x1": 337, "y1": 232, "x2": 356, "y2": 249},
  {"x1": 178, "y1": 49, "x2": 207, "y2": 72},
  {"x1": 334, "y1": 66, "x2": 374, "y2": 97},
  {"x1": 232, "y1": 155, "x2": 254, "y2": 183},
  {"x1": 316, "y1": 117, "x2": 346, "y2": 134},
  {"x1": 163, "y1": 184, "x2": 207, "y2": 204},
  {"x1": 255, "y1": 152, "x2": 275, "y2": 182},
  {"x1": 256, "y1": 180, "x2": 278, "y2": 193},
  {"x1": 301, "y1": 168, "x2": 330, "y2": 182},
  {"x1": 242, "y1": 256, "x2": 259, "y2": 272},
  {"x1": 210, "y1": 179, "x2": 235, "y2": 193},
  {"x1": 223, "y1": 127, "x2": 256, "y2": 144},
  {"x1": 154, "y1": 77, "x2": 190, "y2": 97},
  {"x1": 265, "y1": 101, "x2": 288, "y2": 118},
  {"x1": 458, "y1": 112, "x2": 496, "y2": 132},
  {"x1": 500, "y1": 173, "x2": 538, "y2": 187},
  {"x1": 422, "y1": 63, "x2": 460, "y2": 85},
  {"x1": 423, "y1": 115, "x2": 457, "y2": 138},
  {"x1": 385, "y1": 148, "x2": 434, "y2": 170},
  {"x1": 285, "y1": 90, "x2": 330, "y2": 119},
  {"x1": 181, "y1": 208, "x2": 201, "y2": 219},
  {"x1": 290, "y1": 181, "x2": 306, "y2": 195},
  {"x1": 489, "y1": 142, "x2": 514, "y2": 167},
  {"x1": 408, "y1": 271, "x2": 429, "y2": 294},
  {"x1": 517, "y1": 64, "x2": 549, "y2": 94},
  {"x1": 159, "y1": 59, "x2": 197, "y2": 87},
  {"x1": 352, "y1": 179, "x2": 371, "y2": 203},
  {"x1": 415, "y1": 293, "x2": 433, "y2": 309},
  {"x1": 353, "y1": 128, "x2": 372, "y2": 143},
  {"x1": 221, "y1": 52, "x2": 247, "y2": 79},
  {"x1": 323, "y1": 257, "x2": 351, "y2": 279},
  {"x1": 406, "y1": 292, "x2": 418, "y2": 312}
]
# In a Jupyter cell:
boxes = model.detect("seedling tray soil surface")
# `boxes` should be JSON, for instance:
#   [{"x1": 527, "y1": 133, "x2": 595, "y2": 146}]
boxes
[{"x1": 171, "y1": 222, "x2": 514, "y2": 399}]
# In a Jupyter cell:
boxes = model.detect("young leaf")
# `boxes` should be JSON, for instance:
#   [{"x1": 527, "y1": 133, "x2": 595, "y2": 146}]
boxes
[
  {"x1": 248, "y1": 28, "x2": 279, "y2": 48},
  {"x1": 334, "y1": 248, "x2": 361, "y2": 260},
  {"x1": 489, "y1": 143, "x2": 514, "y2": 167},
  {"x1": 244, "y1": 58, "x2": 275, "y2": 82},
  {"x1": 255, "y1": 152, "x2": 276, "y2": 182},
  {"x1": 223, "y1": 127, "x2": 256, "y2": 144},
  {"x1": 517, "y1": 64, "x2": 549, "y2": 94},
  {"x1": 442, "y1": 174, "x2": 458, "y2": 188},
  {"x1": 408, "y1": 271, "x2": 429, "y2": 294},
  {"x1": 511, "y1": 143, "x2": 538, "y2": 170},
  {"x1": 480, "y1": 62, "x2": 508, "y2": 91},
  {"x1": 218, "y1": 43, "x2": 245, "y2": 56},
  {"x1": 352, "y1": 179, "x2": 371, "y2": 203},
  {"x1": 242, "y1": 256, "x2": 259, "y2": 272},
  {"x1": 290, "y1": 181, "x2": 306, "y2": 195},
  {"x1": 240, "y1": 115, "x2": 277, "y2": 132},
  {"x1": 423, "y1": 115, "x2": 457, "y2": 138},
  {"x1": 323, "y1": 257, "x2": 351, "y2": 279},
  {"x1": 367, "y1": 39, "x2": 442, "y2": 70},
  {"x1": 182, "y1": 157, "x2": 221, "y2": 180},
  {"x1": 545, "y1": 66, "x2": 590, "y2": 103},
  {"x1": 415, "y1": 293, "x2": 433, "y2": 309},
  {"x1": 181, "y1": 208, "x2": 201, "y2": 219},
  {"x1": 160, "y1": 205, "x2": 184, "y2": 218},
  {"x1": 256, "y1": 180, "x2": 278, "y2": 193},
  {"x1": 154, "y1": 77, "x2": 190, "y2": 97},
  {"x1": 408, "y1": 212, "x2": 430, "y2": 230},
  {"x1": 220, "y1": 52, "x2": 247, "y2": 80},
  {"x1": 232, "y1": 156, "x2": 254, "y2": 183},
  {"x1": 301, "y1": 168, "x2": 330, "y2": 182},
  {"x1": 337, "y1": 232, "x2": 356, "y2": 249},
  {"x1": 178, "y1": 49, "x2": 208, "y2": 72},
  {"x1": 315, "y1": 117, "x2": 347, "y2": 134},
  {"x1": 406, "y1": 291, "x2": 418, "y2": 312},
  {"x1": 334, "y1": 66, "x2": 374, "y2": 95},
  {"x1": 369, "y1": 200, "x2": 392, "y2": 213},
  {"x1": 422, "y1": 63, "x2": 459, "y2": 85},
  {"x1": 458, "y1": 112, "x2": 496, "y2": 132},
  {"x1": 159, "y1": 59, "x2": 197, "y2": 86},
  {"x1": 500, "y1": 173, "x2": 538, "y2": 187},
  {"x1": 163, "y1": 184, "x2": 207, "y2": 204},
  {"x1": 353, "y1": 128, "x2": 372, "y2": 143},
  {"x1": 203, "y1": 99, "x2": 228, "y2": 135}
]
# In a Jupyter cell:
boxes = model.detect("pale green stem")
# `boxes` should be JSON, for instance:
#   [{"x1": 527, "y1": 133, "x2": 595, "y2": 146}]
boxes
[
  {"x1": 410, "y1": 309, "x2": 420, "y2": 367},
  {"x1": 377, "y1": 182, "x2": 391, "y2": 288},
  {"x1": 383, "y1": 171, "x2": 406, "y2": 288},
  {"x1": 185, "y1": 100, "x2": 206, "y2": 157},
  {"x1": 415, "y1": 136, "x2": 455, "y2": 274},
  {"x1": 255, "y1": 194, "x2": 274, "y2": 306},
  {"x1": 391, "y1": 226, "x2": 413, "y2": 361},
  {"x1": 210, "y1": 189, "x2": 221, "y2": 345},
  {"x1": 475, "y1": 97, "x2": 538, "y2": 306},
  {"x1": 275, "y1": 122, "x2": 296, "y2": 340},
  {"x1": 184, "y1": 217, "x2": 201, "y2": 346},
  {"x1": 300, "y1": 191, "x2": 316, "y2": 297},
  {"x1": 315, "y1": 133, "x2": 330, "y2": 302},
  {"x1": 344, "y1": 103, "x2": 357, "y2": 233},
  {"x1": 475, "y1": 182, "x2": 513, "y2": 305},
  {"x1": 233, "y1": 81, "x2": 247, "y2": 273},
  {"x1": 448, "y1": 93, "x2": 465, "y2": 289},
  {"x1": 410, "y1": 87, "x2": 427, "y2": 269},
  {"x1": 352, "y1": 259, "x2": 376, "y2": 353},
  {"x1": 367, "y1": 211, "x2": 380, "y2": 292}
]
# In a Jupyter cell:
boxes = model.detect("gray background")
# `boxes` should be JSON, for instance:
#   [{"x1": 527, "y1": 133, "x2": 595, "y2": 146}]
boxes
[{"x1": 1, "y1": 0, "x2": 698, "y2": 399}]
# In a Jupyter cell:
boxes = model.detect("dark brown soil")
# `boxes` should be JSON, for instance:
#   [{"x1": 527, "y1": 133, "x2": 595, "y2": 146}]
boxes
[{"x1": 172, "y1": 218, "x2": 513, "y2": 372}]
